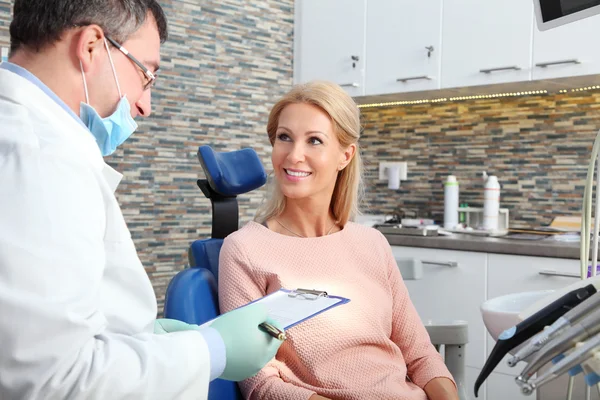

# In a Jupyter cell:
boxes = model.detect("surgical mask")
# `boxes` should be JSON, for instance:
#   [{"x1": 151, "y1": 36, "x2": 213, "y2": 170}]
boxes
[{"x1": 79, "y1": 39, "x2": 138, "y2": 156}]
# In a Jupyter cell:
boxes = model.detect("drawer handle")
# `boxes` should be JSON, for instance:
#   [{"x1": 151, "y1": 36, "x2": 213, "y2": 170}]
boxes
[
  {"x1": 339, "y1": 82, "x2": 359, "y2": 88},
  {"x1": 535, "y1": 59, "x2": 581, "y2": 68},
  {"x1": 539, "y1": 269, "x2": 580, "y2": 278},
  {"x1": 479, "y1": 66, "x2": 521, "y2": 74},
  {"x1": 422, "y1": 260, "x2": 458, "y2": 268},
  {"x1": 396, "y1": 75, "x2": 432, "y2": 83}
]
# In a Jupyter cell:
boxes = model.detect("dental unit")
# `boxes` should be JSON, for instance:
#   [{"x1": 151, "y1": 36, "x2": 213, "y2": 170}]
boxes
[
  {"x1": 473, "y1": 283, "x2": 597, "y2": 397},
  {"x1": 509, "y1": 290, "x2": 600, "y2": 367},
  {"x1": 516, "y1": 302, "x2": 600, "y2": 384},
  {"x1": 519, "y1": 331, "x2": 600, "y2": 395}
]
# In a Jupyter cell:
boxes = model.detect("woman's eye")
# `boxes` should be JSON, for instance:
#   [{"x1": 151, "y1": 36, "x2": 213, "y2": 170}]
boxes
[
  {"x1": 309, "y1": 137, "x2": 323, "y2": 145},
  {"x1": 276, "y1": 133, "x2": 291, "y2": 141}
]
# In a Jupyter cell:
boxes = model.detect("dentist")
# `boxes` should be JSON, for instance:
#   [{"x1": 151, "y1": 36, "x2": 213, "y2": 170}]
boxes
[{"x1": 0, "y1": 1, "x2": 282, "y2": 399}]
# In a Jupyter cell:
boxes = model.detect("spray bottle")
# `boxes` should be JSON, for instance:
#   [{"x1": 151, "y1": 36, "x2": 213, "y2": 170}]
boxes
[{"x1": 483, "y1": 171, "x2": 500, "y2": 231}]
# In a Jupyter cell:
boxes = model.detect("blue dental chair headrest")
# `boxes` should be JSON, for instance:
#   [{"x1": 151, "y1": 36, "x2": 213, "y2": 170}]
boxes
[
  {"x1": 198, "y1": 146, "x2": 267, "y2": 196},
  {"x1": 164, "y1": 145, "x2": 267, "y2": 400}
]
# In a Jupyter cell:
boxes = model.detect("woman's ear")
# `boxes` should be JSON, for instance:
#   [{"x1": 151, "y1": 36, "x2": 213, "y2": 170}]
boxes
[
  {"x1": 76, "y1": 25, "x2": 106, "y2": 74},
  {"x1": 338, "y1": 144, "x2": 357, "y2": 171}
]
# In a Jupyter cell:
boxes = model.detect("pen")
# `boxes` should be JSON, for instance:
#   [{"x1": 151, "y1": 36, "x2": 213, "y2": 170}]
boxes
[{"x1": 259, "y1": 322, "x2": 287, "y2": 341}]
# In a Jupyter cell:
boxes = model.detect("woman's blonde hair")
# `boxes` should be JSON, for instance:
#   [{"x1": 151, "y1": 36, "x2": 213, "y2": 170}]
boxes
[{"x1": 255, "y1": 80, "x2": 364, "y2": 226}]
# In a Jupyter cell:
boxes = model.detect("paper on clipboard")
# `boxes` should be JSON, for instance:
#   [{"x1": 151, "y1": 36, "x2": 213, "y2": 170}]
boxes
[
  {"x1": 256, "y1": 289, "x2": 350, "y2": 329},
  {"x1": 200, "y1": 288, "x2": 350, "y2": 331}
]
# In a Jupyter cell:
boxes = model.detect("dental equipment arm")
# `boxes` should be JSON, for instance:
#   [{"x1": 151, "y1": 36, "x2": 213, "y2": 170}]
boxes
[
  {"x1": 516, "y1": 305, "x2": 600, "y2": 384},
  {"x1": 509, "y1": 290, "x2": 600, "y2": 366},
  {"x1": 473, "y1": 284, "x2": 597, "y2": 397},
  {"x1": 519, "y1": 332, "x2": 600, "y2": 395}
]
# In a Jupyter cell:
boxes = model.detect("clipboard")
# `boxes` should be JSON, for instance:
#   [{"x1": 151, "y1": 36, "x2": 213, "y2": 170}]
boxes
[
  {"x1": 198, "y1": 288, "x2": 350, "y2": 331},
  {"x1": 248, "y1": 288, "x2": 350, "y2": 330}
]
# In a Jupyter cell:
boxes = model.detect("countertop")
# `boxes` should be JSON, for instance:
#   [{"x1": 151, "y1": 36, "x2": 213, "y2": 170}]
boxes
[{"x1": 383, "y1": 232, "x2": 582, "y2": 259}]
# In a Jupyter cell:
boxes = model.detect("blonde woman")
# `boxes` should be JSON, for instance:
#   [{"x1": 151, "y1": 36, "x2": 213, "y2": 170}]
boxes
[{"x1": 218, "y1": 81, "x2": 458, "y2": 400}]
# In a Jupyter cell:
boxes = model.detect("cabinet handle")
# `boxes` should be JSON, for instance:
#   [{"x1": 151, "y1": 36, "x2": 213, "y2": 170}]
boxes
[
  {"x1": 339, "y1": 83, "x2": 359, "y2": 88},
  {"x1": 479, "y1": 66, "x2": 521, "y2": 74},
  {"x1": 535, "y1": 59, "x2": 581, "y2": 68},
  {"x1": 422, "y1": 260, "x2": 458, "y2": 268},
  {"x1": 539, "y1": 269, "x2": 580, "y2": 278},
  {"x1": 396, "y1": 75, "x2": 432, "y2": 83}
]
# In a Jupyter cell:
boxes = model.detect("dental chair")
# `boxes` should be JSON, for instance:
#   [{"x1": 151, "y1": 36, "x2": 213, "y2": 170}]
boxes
[
  {"x1": 163, "y1": 145, "x2": 266, "y2": 400},
  {"x1": 163, "y1": 145, "x2": 470, "y2": 400}
]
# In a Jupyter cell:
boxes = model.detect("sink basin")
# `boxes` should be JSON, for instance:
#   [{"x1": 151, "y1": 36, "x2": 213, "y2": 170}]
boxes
[{"x1": 481, "y1": 290, "x2": 555, "y2": 344}]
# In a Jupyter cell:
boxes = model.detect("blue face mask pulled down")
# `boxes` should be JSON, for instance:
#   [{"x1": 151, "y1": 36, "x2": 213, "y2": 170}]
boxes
[
  {"x1": 79, "y1": 39, "x2": 138, "y2": 157},
  {"x1": 80, "y1": 97, "x2": 138, "y2": 156}
]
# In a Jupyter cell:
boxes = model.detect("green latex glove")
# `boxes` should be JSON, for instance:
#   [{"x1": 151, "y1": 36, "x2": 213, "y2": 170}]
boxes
[
  {"x1": 154, "y1": 318, "x2": 199, "y2": 334},
  {"x1": 210, "y1": 302, "x2": 284, "y2": 381}
]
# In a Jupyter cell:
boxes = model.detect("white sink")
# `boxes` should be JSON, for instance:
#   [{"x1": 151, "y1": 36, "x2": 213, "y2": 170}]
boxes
[{"x1": 481, "y1": 290, "x2": 555, "y2": 345}]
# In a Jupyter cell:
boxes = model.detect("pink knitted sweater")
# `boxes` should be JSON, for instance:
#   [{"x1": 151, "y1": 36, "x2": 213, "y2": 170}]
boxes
[{"x1": 218, "y1": 221, "x2": 455, "y2": 400}]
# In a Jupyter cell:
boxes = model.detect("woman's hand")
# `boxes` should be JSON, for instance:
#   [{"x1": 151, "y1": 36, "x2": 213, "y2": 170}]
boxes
[
  {"x1": 423, "y1": 377, "x2": 459, "y2": 400},
  {"x1": 309, "y1": 395, "x2": 331, "y2": 400}
]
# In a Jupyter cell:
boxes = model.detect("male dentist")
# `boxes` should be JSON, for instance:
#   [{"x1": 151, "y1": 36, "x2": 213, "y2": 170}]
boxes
[{"x1": 0, "y1": 1, "x2": 282, "y2": 399}]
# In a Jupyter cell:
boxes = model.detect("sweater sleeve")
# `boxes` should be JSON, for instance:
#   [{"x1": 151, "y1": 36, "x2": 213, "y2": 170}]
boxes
[
  {"x1": 218, "y1": 234, "x2": 317, "y2": 400},
  {"x1": 381, "y1": 234, "x2": 456, "y2": 389}
]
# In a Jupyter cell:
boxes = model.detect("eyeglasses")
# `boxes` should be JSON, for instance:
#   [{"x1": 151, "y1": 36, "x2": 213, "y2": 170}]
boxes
[{"x1": 105, "y1": 36, "x2": 157, "y2": 91}]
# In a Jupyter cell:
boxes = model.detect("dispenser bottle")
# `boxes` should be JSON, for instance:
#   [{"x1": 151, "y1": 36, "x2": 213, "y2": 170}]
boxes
[
  {"x1": 483, "y1": 174, "x2": 500, "y2": 231},
  {"x1": 444, "y1": 175, "x2": 459, "y2": 229}
]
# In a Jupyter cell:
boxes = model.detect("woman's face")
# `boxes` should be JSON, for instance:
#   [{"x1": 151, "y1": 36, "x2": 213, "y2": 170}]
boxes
[{"x1": 272, "y1": 103, "x2": 353, "y2": 203}]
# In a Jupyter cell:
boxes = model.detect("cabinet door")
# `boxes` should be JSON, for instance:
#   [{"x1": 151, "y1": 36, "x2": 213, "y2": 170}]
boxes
[
  {"x1": 532, "y1": 12, "x2": 600, "y2": 80},
  {"x1": 295, "y1": 0, "x2": 366, "y2": 96},
  {"x1": 391, "y1": 246, "x2": 487, "y2": 370},
  {"x1": 365, "y1": 0, "x2": 442, "y2": 95},
  {"x1": 441, "y1": 0, "x2": 533, "y2": 89},
  {"x1": 487, "y1": 254, "x2": 580, "y2": 376}
]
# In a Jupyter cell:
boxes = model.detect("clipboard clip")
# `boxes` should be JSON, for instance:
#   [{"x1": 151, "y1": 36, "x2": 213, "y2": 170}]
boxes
[{"x1": 288, "y1": 288, "x2": 328, "y2": 300}]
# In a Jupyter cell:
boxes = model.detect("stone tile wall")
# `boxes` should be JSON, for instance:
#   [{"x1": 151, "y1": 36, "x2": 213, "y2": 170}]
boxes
[
  {"x1": 0, "y1": 0, "x2": 293, "y2": 311},
  {"x1": 360, "y1": 92, "x2": 600, "y2": 228}
]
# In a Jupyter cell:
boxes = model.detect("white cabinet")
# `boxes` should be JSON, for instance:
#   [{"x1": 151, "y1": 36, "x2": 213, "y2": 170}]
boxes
[
  {"x1": 440, "y1": 0, "x2": 534, "y2": 89},
  {"x1": 365, "y1": 0, "x2": 442, "y2": 95},
  {"x1": 391, "y1": 246, "x2": 487, "y2": 370},
  {"x1": 533, "y1": 11, "x2": 600, "y2": 80},
  {"x1": 294, "y1": 0, "x2": 366, "y2": 96}
]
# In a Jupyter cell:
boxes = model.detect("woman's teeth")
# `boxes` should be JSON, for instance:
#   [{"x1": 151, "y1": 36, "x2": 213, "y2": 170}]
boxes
[{"x1": 285, "y1": 169, "x2": 311, "y2": 177}]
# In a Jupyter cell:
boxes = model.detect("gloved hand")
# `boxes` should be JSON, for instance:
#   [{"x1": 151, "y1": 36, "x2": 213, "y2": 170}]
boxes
[
  {"x1": 210, "y1": 302, "x2": 284, "y2": 381},
  {"x1": 154, "y1": 318, "x2": 200, "y2": 334}
]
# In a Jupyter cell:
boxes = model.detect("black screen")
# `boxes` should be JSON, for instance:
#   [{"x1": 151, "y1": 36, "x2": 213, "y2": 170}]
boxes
[{"x1": 541, "y1": 0, "x2": 600, "y2": 21}]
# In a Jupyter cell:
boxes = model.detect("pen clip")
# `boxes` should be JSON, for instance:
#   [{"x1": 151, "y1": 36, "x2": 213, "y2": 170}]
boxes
[{"x1": 288, "y1": 288, "x2": 328, "y2": 300}]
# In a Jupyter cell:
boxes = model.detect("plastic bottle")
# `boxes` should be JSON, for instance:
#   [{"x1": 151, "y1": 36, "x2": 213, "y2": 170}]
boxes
[
  {"x1": 483, "y1": 175, "x2": 500, "y2": 231},
  {"x1": 444, "y1": 175, "x2": 459, "y2": 229}
]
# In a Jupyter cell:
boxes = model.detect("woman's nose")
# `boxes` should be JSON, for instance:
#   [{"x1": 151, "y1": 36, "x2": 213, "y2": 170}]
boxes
[{"x1": 287, "y1": 143, "x2": 306, "y2": 163}]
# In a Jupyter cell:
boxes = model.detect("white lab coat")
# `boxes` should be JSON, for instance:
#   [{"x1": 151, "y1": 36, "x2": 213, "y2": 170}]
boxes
[{"x1": 0, "y1": 69, "x2": 211, "y2": 399}]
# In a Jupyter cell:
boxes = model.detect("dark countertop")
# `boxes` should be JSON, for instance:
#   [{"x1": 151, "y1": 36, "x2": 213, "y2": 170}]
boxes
[{"x1": 383, "y1": 232, "x2": 582, "y2": 259}]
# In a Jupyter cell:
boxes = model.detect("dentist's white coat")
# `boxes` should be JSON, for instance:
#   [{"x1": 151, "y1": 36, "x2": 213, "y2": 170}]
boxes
[{"x1": 0, "y1": 69, "x2": 211, "y2": 399}]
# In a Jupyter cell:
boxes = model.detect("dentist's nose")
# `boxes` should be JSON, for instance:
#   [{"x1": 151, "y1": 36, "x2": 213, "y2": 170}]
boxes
[{"x1": 136, "y1": 90, "x2": 152, "y2": 117}]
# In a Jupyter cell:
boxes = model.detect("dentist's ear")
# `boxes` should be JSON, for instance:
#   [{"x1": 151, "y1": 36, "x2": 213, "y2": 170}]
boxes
[{"x1": 75, "y1": 25, "x2": 106, "y2": 74}]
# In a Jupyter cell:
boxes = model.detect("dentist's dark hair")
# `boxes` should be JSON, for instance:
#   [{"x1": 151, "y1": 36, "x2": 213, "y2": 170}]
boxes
[{"x1": 9, "y1": 0, "x2": 168, "y2": 55}]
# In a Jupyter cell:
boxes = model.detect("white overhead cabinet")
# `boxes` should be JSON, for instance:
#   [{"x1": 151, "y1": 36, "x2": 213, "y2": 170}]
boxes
[
  {"x1": 532, "y1": 11, "x2": 600, "y2": 80},
  {"x1": 440, "y1": 0, "x2": 534, "y2": 89},
  {"x1": 294, "y1": 0, "x2": 367, "y2": 97},
  {"x1": 364, "y1": 0, "x2": 442, "y2": 95},
  {"x1": 293, "y1": 0, "x2": 600, "y2": 100}
]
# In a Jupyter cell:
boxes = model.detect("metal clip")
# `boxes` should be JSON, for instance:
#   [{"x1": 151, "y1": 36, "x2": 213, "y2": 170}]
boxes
[{"x1": 288, "y1": 288, "x2": 328, "y2": 300}]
